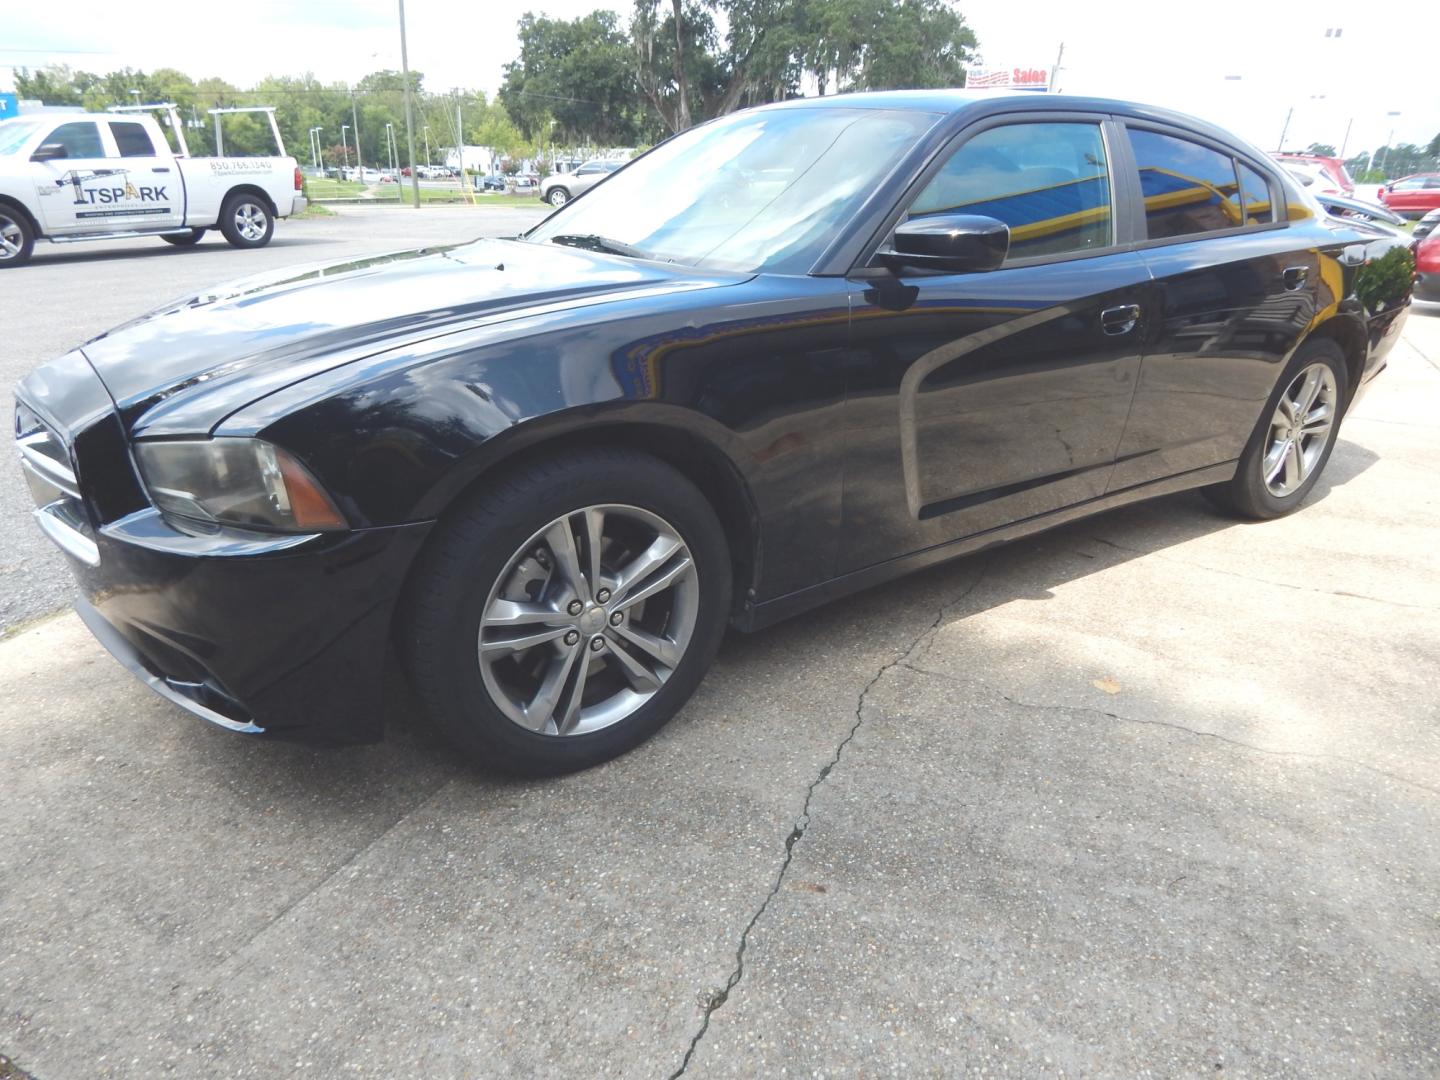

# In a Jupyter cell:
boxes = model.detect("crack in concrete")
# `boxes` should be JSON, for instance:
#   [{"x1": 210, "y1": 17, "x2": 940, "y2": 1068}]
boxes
[
  {"x1": 900, "y1": 661, "x2": 1439, "y2": 799},
  {"x1": 666, "y1": 562, "x2": 990, "y2": 1078},
  {"x1": 1086, "y1": 535, "x2": 1433, "y2": 611}
]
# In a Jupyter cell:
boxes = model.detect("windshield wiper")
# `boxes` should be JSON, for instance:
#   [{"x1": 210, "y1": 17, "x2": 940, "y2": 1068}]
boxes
[{"x1": 546, "y1": 233, "x2": 650, "y2": 260}]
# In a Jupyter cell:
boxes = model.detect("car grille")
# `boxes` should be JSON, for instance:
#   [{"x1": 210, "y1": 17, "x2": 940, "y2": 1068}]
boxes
[{"x1": 14, "y1": 399, "x2": 100, "y2": 565}]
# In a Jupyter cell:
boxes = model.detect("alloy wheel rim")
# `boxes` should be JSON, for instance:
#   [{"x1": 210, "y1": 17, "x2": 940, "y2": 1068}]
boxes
[
  {"x1": 0, "y1": 214, "x2": 22, "y2": 259},
  {"x1": 550, "y1": 190, "x2": 567, "y2": 206},
  {"x1": 477, "y1": 503, "x2": 699, "y2": 737},
  {"x1": 235, "y1": 203, "x2": 267, "y2": 241},
  {"x1": 1263, "y1": 362, "x2": 1337, "y2": 497}
]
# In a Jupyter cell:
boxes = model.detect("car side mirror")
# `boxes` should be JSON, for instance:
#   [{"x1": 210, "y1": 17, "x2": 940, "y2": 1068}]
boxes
[
  {"x1": 31, "y1": 142, "x2": 67, "y2": 162},
  {"x1": 877, "y1": 214, "x2": 1010, "y2": 274}
]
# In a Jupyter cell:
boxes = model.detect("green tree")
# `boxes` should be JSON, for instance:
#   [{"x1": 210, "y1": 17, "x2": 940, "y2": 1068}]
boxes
[
  {"x1": 501, "y1": 11, "x2": 651, "y2": 145},
  {"x1": 1305, "y1": 142, "x2": 1337, "y2": 157}
]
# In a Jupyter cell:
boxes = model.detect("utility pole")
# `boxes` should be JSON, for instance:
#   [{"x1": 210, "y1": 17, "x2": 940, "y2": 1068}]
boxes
[
  {"x1": 399, "y1": 0, "x2": 421, "y2": 208},
  {"x1": 1338, "y1": 117, "x2": 1353, "y2": 161},
  {"x1": 350, "y1": 87, "x2": 361, "y2": 173},
  {"x1": 340, "y1": 124, "x2": 350, "y2": 173},
  {"x1": 1049, "y1": 42, "x2": 1064, "y2": 94},
  {"x1": 1277, "y1": 107, "x2": 1293, "y2": 152}
]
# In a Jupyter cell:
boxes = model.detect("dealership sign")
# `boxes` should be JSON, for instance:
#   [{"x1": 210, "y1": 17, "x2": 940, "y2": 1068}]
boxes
[
  {"x1": 964, "y1": 67, "x2": 1050, "y2": 92},
  {"x1": 0, "y1": 94, "x2": 19, "y2": 120}
]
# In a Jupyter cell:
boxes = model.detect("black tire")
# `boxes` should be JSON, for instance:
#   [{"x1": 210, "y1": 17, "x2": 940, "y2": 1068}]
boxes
[
  {"x1": 0, "y1": 206, "x2": 36, "y2": 268},
  {"x1": 399, "y1": 449, "x2": 732, "y2": 775},
  {"x1": 1203, "y1": 337, "x2": 1349, "y2": 520},
  {"x1": 218, "y1": 192, "x2": 274, "y2": 249},
  {"x1": 547, "y1": 187, "x2": 570, "y2": 207},
  {"x1": 160, "y1": 228, "x2": 206, "y2": 246}
]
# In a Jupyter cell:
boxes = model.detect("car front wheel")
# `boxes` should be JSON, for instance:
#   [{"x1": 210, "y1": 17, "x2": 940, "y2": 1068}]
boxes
[
  {"x1": 1204, "y1": 338, "x2": 1348, "y2": 519},
  {"x1": 547, "y1": 187, "x2": 569, "y2": 207},
  {"x1": 400, "y1": 449, "x2": 731, "y2": 775}
]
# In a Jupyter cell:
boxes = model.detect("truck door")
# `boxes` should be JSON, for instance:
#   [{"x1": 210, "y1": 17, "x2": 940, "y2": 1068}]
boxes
[{"x1": 28, "y1": 119, "x2": 180, "y2": 235}]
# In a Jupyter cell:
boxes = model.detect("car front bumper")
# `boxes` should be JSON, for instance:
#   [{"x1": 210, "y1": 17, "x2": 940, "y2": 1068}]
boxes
[
  {"x1": 65, "y1": 512, "x2": 431, "y2": 743},
  {"x1": 16, "y1": 356, "x2": 431, "y2": 745}
]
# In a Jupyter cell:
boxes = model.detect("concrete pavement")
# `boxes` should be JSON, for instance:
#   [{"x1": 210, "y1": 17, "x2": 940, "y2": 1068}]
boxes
[{"x1": 0, "y1": 286, "x2": 1436, "y2": 1074}]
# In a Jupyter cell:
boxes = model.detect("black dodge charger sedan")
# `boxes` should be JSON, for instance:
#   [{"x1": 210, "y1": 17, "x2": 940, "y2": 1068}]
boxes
[{"x1": 15, "y1": 91, "x2": 1412, "y2": 774}]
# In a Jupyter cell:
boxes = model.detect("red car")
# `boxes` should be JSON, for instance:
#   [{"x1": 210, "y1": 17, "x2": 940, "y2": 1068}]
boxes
[
  {"x1": 1272, "y1": 152, "x2": 1354, "y2": 195},
  {"x1": 1414, "y1": 228, "x2": 1440, "y2": 302},
  {"x1": 1379, "y1": 173, "x2": 1440, "y2": 219}
]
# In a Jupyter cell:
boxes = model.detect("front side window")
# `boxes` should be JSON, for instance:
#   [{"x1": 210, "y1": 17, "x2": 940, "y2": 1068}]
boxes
[
  {"x1": 40, "y1": 122, "x2": 104, "y2": 159},
  {"x1": 908, "y1": 121, "x2": 1113, "y2": 261},
  {"x1": 1238, "y1": 162, "x2": 1274, "y2": 225},
  {"x1": 111, "y1": 122, "x2": 155, "y2": 158},
  {"x1": 1130, "y1": 128, "x2": 1242, "y2": 239},
  {"x1": 527, "y1": 106, "x2": 936, "y2": 273}
]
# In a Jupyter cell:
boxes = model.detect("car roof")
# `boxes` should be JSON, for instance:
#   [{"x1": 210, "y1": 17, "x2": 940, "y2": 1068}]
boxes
[{"x1": 750, "y1": 90, "x2": 1268, "y2": 163}]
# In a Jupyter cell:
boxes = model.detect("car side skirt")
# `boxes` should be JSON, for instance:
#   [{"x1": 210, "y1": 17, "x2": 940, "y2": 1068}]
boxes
[{"x1": 737, "y1": 459, "x2": 1237, "y2": 632}]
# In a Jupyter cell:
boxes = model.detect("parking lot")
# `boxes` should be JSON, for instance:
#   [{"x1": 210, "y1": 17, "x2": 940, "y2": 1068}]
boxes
[{"x1": 1, "y1": 211, "x2": 1438, "y2": 1078}]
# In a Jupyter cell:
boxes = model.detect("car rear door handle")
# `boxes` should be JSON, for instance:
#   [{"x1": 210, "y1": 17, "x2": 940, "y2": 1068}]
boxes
[
  {"x1": 1282, "y1": 265, "x2": 1309, "y2": 291},
  {"x1": 1100, "y1": 304, "x2": 1140, "y2": 335},
  {"x1": 152, "y1": 167, "x2": 170, "y2": 173}
]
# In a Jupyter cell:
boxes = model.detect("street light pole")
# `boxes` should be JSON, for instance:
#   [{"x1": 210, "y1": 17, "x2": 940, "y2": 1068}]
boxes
[
  {"x1": 424, "y1": 125, "x2": 431, "y2": 168},
  {"x1": 398, "y1": 0, "x2": 422, "y2": 209},
  {"x1": 341, "y1": 124, "x2": 350, "y2": 175}
]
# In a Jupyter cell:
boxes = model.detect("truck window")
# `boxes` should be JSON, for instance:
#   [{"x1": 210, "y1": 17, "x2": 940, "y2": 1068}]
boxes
[
  {"x1": 111, "y1": 122, "x2": 156, "y2": 158},
  {"x1": 41, "y1": 122, "x2": 104, "y2": 159}
]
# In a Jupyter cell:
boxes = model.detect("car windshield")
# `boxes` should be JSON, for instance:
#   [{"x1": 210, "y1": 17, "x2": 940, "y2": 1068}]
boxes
[
  {"x1": 0, "y1": 120, "x2": 43, "y2": 156},
  {"x1": 526, "y1": 106, "x2": 937, "y2": 273}
]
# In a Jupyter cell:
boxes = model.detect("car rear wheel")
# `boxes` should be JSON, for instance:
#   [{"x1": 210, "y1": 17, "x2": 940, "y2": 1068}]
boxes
[
  {"x1": 400, "y1": 449, "x2": 731, "y2": 775},
  {"x1": 1204, "y1": 338, "x2": 1348, "y2": 520},
  {"x1": 548, "y1": 187, "x2": 569, "y2": 207},
  {"x1": 160, "y1": 228, "x2": 206, "y2": 246},
  {"x1": 219, "y1": 193, "x2": 274, "y2": 249},
  {"x1": 0, "y1": 207, "x2": 35, "y2": 268}
]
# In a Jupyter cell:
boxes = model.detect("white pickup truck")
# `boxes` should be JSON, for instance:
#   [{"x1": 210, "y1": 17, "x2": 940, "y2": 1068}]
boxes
[{"x1": 0, "y1": 104, "x2": 306, "y2": 268}]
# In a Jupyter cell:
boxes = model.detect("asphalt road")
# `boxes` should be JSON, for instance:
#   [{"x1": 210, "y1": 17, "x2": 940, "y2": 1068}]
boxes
[
  {"x1": 1, "y1": 228, "x2": 1438, "y2": 1077},
  {"x1": 0, "y1": 205, "x2": 547, "y2": 635}
]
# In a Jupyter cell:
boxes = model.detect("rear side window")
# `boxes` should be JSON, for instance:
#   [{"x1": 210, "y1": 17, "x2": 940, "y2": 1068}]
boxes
[
  {"x1": 1238, "y1": 162, "x2": 1273, "y2": 225},
  {"x1": 40, "y1": 122, "x2": 103, "y2": 159},
  {"x1": 111, "y1": 122, "x2": 155, "y2": 158},
  {"x1": 909, "y1": 121, "x2": 1113, "y2": 260},
  {"x1": 1130, "y1": 129, "x2": 1242, "y2": 239}
]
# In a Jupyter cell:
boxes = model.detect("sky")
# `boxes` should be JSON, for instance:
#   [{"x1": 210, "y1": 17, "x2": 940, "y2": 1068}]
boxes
[{"x1": 3, "y1": 0, "x2": 1435, "y2": 159}]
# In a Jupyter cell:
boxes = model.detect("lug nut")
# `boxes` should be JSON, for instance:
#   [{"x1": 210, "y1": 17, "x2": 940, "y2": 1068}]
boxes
[
  {"x1": 563, "y1": 630, "x2": 579, "y2": 646},
  {"x1": 567, "y1": 600, "x2": 584, "y2": 616},
  {"x1": 595, "y1": 587, "x2": 611, "y2": 603},
  {"x1": 589, "y1": 636, "x2": 605, "y2": 652},
  {"x1": 609, "y1": 611, "x2": 624, "y2": 626}
]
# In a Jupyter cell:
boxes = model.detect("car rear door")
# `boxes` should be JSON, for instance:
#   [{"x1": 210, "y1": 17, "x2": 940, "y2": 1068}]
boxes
[
  {"x1": 103, "y1": 120, "x2": 183, "y2": 229},
  {"x1": 840, "y1": 113, "x2": 1152, "y2": 572},
  {"x1": 1106, "y1": 124, "x2": 1317, "y2": 491}
]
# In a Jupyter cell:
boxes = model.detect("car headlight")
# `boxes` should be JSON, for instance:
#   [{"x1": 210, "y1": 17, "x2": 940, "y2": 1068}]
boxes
[{"x1": 134, "y1": 438, "x2": 346, "y2": 533}]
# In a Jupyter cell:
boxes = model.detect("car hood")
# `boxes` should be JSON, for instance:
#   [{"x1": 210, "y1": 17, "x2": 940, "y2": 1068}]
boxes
[{"x1": 79, "y1": 237, "x2": 746, "y2": 431}]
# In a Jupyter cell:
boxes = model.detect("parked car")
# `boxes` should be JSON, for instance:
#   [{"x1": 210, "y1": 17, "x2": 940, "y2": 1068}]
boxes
[
  {"x1": 539, "y1": 159, "x2": 623, "y2": 207},
  {"x1": 1415, "y1": 228, "x2": 1440, "y2": 302},
  {"x1": 1412, "y1": 207, "x2": 1440, "y2": 243},
  {"x1": 14, "y1": 92, "x2": 1412, "y2": 774},
  {"x1": 1272, "y1": 152, "x2": 1354, "y2": 195},
  {"x1": 476, "y1": 173, "x2": 506, "y2": 192},
  {"x1": 1378, "y1": 173, "x2": 1440, "y2": 219},
  {"x1": 0, "y1": 108, "x2": 305, "y2": 267},
  {"x1": 1309, "y1": 190, "x2": 1407, "y2": 227}
]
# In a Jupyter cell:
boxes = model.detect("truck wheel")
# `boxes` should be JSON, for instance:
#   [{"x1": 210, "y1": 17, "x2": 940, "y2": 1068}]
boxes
[
  {"x1": 0, "y1": 207, "x2": 35, "y2": 268},
  {"x1": 219, "y1": 194, "x2": 274, "y2": 249},
  {"x1": 161, "y1": 228, "x2": 206, "y2": 247}
]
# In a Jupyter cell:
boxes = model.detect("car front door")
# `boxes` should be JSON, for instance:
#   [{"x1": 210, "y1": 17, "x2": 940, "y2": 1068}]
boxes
[
  {"x1": 840, "y1": 115, "x2": 1151, "y2": 572},
  {"x1": 1106, "y1": 126, "x2": 1317, "y2": 491},
  {"x1": 27, "y1": 120, "x2": 114, "y2": 235}
]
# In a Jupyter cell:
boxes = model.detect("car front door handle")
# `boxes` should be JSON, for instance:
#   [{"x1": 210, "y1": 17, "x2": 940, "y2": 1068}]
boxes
[
  {"x1": 1100, "y1": 304, "x2": 1141, "y2": 336},
  {"x1": 1283, "y1": 265, "x2": 1309, "y2": 291}
]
